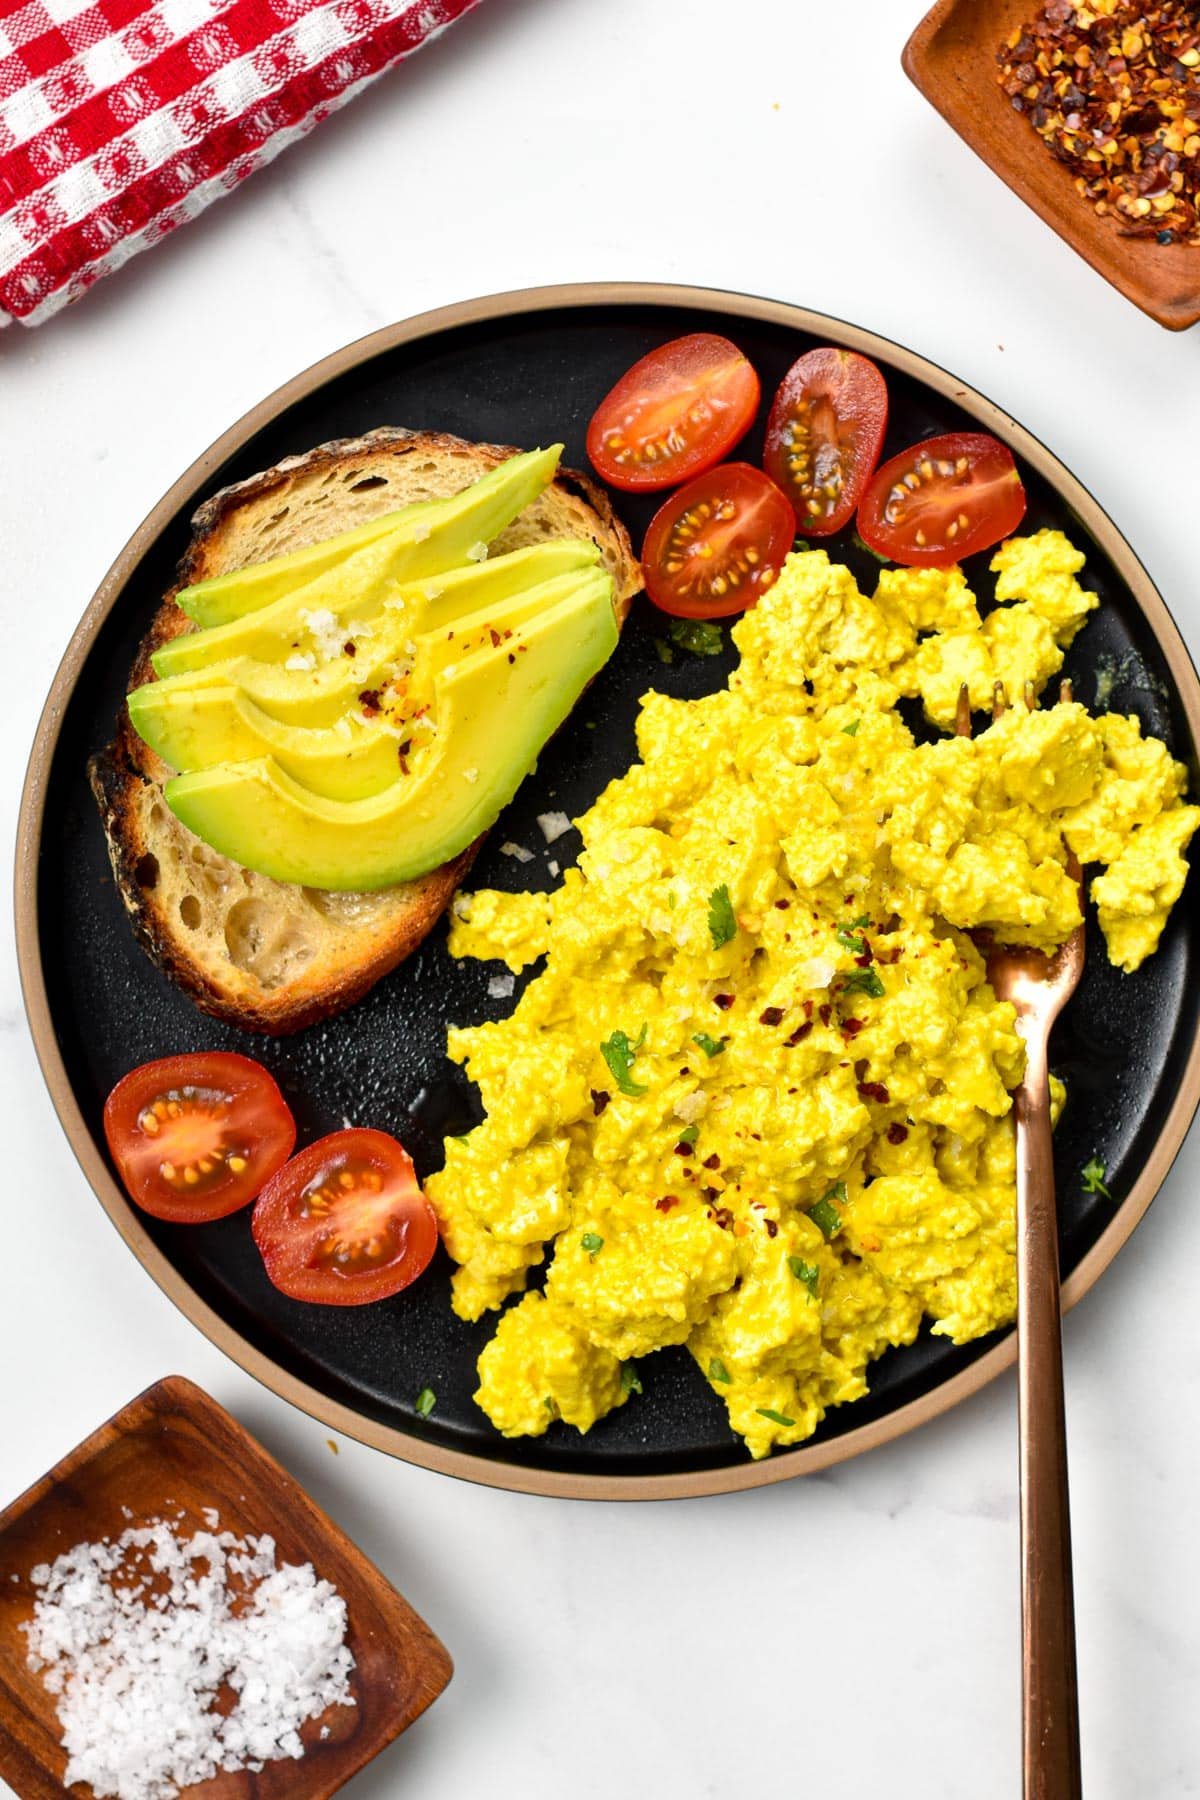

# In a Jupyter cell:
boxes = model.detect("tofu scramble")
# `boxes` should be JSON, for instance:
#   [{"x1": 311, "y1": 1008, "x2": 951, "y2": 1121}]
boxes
[{"x1": 426, "y1": 531, "x2": 1199, "y2": 1459}]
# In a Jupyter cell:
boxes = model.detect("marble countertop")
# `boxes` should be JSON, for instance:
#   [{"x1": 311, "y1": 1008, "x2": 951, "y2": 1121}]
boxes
[{"x1": 3, "y1": 2, "x2": 1199, "y2": 1794}]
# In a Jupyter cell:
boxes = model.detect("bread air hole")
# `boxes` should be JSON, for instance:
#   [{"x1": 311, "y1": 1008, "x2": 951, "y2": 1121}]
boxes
[
  {"x1": 347, "y1": 474, "x2": 388, "y2": 492},
  {"x1": 224, "y1": 897, "x2": 317, "y2": 989},
  {"x1": 179, "y1": 894, "x2": 202, "y2": 929},
  {"x1": 134, "y1": 853, "x2": 159, "y2": 890}
]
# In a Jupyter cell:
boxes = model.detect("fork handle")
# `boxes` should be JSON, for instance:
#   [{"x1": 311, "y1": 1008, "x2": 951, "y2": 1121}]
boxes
[{"x1": 1015, "y1": 1034, "x2": 1082, "y2": 1800}]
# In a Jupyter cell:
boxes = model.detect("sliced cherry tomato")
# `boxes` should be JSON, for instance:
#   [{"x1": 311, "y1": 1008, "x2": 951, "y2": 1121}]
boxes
[
  {"x1": 586, "y1": 333, "x2": 760, "y2": 491},
  {"x1": 642, "y1": 463, "x2": 795, "y2": 619},
  {"x1": 252, "y1": 1128, "x2": 437, "y2": 1306},
  {"x1": 104, "y1": 1052, "x2": 296, "y2": 1224},
  {"x1": 763, "y1": 347, "x2": 888, "y2": 536},
  {"x1": 856, "y1": 432, "x2": 1027, "y2": 568}
]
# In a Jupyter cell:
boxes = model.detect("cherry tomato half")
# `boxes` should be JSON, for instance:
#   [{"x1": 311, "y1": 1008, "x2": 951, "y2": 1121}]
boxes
[
  {"x1": 252, "y1": 1128, "x2": 437, "y2": 1306},
  {"x1": 104, "y1": 1052, "x2": 296, "y2": 1224},
  {"x1": 763, "y1": 347, "x2": 888, "y2": 536},
  {"x1": 642, "y1": 463, "x2": 795, "y2": 619},
  {"x1": 586, "y1": 333, "x2": 760, "y2": 492},
  {"x1": 856, "y1": 432, "x2": 1027, "y2": 568}
]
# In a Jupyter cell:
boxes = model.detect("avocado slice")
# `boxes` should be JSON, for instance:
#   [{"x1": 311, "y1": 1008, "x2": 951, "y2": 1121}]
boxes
[
  {"x1": 153, "y1": 535, "x2": 599, "y2": 681},
  {"x1": 130, "y1": 568, "x2": 611, "y2": 801},
  {"x1": 133, "y1": 564, "x2": 604, "y2": 743},
  {"x1": 165, "y1": 580, "x2": 618, "y2": 889},
  {"x1": 175, "y1": 446, "x2": 564, "y2": 630}
]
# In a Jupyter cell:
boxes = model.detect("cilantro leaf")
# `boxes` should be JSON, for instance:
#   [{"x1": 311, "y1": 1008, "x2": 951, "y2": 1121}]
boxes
[
  {"x1": 708, "y1": 884, "x2": 738, "y2": 949},
  {"x1": 756, "y1": 1407, "x2": 796, "y2": 1427},
  {"x1": 668, "y1": 617, "x2": 724, "y2": 657},
  {"x1": 808, "y1": 1184, "x2": 845, "y2": 1239},
  {"x1": 415, "y1": 1387, "x2": 436, "y2": 1418},
  {"x1": 836, "y1": 927, "x2": 868, "y2": 955},
  {"x1": 620, "y1": 1363, "x2": 643, "y2": 1396},
  {"x1": 842, "y1": 718, "x2": 861, "y2": 737},
  {"x1": 788, "y1": 1256, "x2": 819, "y2": 1299},
  {"x1": 693, "y1": 1032, "x2": 726, "y2": 1058},
  {"x1": 581, "y1": 1232, "x2": 604, "y2": 1258},
  {"x1": 708, "y1": 1358, "x2": 732, "y2": 1384},
  {"x1": 792, "y1": 536, "x2": 811, "y2": 553},
  {"x1": 601, "y1": 1027, "x2": 648, "y2": 1097},
  {"x1": 1081, "y1": 1156, "x2": 1112, "y2": 1199},
  {"x1": 654, "y1": 638, "x2": 676, "y2": 664},
  {"x1": 678, "y1": 1125, "x2": 699, "y2": 1145},
  {"x1": 840, "y1": 967, "x2": 885, "y2": 999}
]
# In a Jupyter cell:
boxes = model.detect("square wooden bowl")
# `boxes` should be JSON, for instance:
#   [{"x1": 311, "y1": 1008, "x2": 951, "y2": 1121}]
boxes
[
  {"x1": 0, "y1": 1377, "x2": 452, "y2": 1800},
  {"x1": 903, "y1": 0, "x2": 1200, "y2": 330}
]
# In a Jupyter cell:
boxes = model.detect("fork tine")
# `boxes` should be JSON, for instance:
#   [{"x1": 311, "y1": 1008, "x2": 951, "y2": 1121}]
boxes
[
  {"x1": 955, "y1": 682, "x2": 972, "y2": 738},
  {"x1": 992, "y1": 680, "x2": 1007, "y2": 721}
]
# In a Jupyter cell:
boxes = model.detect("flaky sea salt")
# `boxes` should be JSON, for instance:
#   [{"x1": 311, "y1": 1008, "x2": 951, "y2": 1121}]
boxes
[
  {"x1": 499, "y1": 842, "x2": 534, "y2": 863},
  {"x1": 487, "y1": 974, "x2": 515, "y2": 1000},
  {"x1": 22, "y1": 1517, "x2": 355, "y2": 1800},
  {"x1": 536, "y1": 811, "x2": 571, "y2": 843}
]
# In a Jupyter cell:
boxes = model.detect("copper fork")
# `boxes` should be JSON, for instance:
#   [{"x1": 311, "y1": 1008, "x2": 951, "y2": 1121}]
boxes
[{"x1": 956, "y1": 678, "x2": 1084, "y2": 1800}]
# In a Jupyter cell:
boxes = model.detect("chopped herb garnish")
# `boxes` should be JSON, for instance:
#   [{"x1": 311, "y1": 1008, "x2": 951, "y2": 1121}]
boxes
[
  {"x1": 601, "y1": 1025, "x2": 648, "y2": 1096},
  {"x1": 1081, "y1": 1156, "x2": 1112, "y2": 1199},
  {"x1": 668, "y1": 617, "x2": 724, "y2": 657},
  {"x1": 708, "y1": 884, "x2": 737, "y2": 949},
  {"x1": 788, "y1": 1256, "x2": 820, "y2": 1299},
  {"x1": 848, "y1": 915, "x2": 870, "y2": 929},
  {"x1": 756, "y1": 1407, "x2": 795, "y2": 1427},
  {"x1": 693, "y1": 1032, "x2": 726, "y2": 1058},
  {"x1": 581, "y1": 1231, "x2": 604, "y2": 1258},
  {"x1": 654, "y1": 638, "x2": 676, "y2": 664},
  {"x1": 415, "y1": 1387, "x2": 436, "y2": 1418},
  {"x1": 544, "y1": 1396, "x2": 559, "y2": 1417},
  {"x1": 620, "y1": 1364, "x2": 643, "y2": 1396},
  {"x1": 852, "y1": 530, "x2": 892, "y2": 564},
  {"x1": 842, "y1": 718, "x2": 861, "y2": 736},
  {"x1": 808, "y1": 1185, "x2": 844, "y2": 1238},
  {"x1": 840, "y1": 967, "x2": 885, "y2": 999},
  {"x1": 708, "y1": 1358, "x2": 732, "y2": 1384},
  {"x1": 792, "y1": 536, "x2": 811, "y2": 553},
  {"x1": 678, "y1": 1125, "x2": 700, "y2": 1145},
  {"x1": 837, "y1": 927, "x2": 868, "y2": 955}
]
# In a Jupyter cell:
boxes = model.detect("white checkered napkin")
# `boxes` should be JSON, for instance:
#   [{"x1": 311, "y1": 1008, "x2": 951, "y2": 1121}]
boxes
[{"x1": 0, "y1": 0, "x2": 484, "y2": 324}]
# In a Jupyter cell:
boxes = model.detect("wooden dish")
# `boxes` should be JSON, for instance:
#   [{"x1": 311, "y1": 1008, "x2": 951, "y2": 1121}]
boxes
[
  {"x1": 0, "y1": 1377, "x2": 452, "y2": 1799},
  {"x1": 903, "y1": 0, "x2": 1200, "y2": 330}
]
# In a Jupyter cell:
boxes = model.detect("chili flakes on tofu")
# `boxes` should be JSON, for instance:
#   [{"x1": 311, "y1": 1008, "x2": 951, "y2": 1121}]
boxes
[{"x1": 997, "y1": 0, "x2": 1200, "y2": 245}]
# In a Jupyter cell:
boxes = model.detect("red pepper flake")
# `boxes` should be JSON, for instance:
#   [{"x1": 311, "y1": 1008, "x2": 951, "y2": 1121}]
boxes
[
  {"x1": 507, "y1": 652, "x2": 516, "y2": 664},
  {"x1": 802, "y1": 999, "x2": 814, "y2": 1017},
  {"x1": 997, "y1": 1, "x2": 1200, "y2": 245},
  {"x1": 489, "y1": 626, "x2": 502, "y2": 647},
  {"x1": 786, "y1": 1022, "x2": 813, "y2": 1046},
  {"x1": 854, "y1": 951, "x2": 873, "y2": 968},
  {"x1": 759, "y1": 1006, "x2": 785, "y2": 1026},
  {"x1": 656, "y1": 1195, "x2": 680, "y2": 1213},
  {"x1": 703, "y1": 1186, "x2": 722, "y2": 1203},
  {"x1": 818, "y1": 1004, "x2": 832, "y2": 1026},
  {"x1": 358, "y1": 688, "x2": 382, "y2": 716},
  {"x1": 854, "y1": 1057, "x2": 869, "y2": 1079},
  {"x1": 774, "y1": 899, "x2": 790, "y2": 910},
  {"x1": 343, "y1": 640, "x2": 357, "y2": 657},
  {"x1": 703, "y1": 1153, "x2": 722, "y2": 1170},
  {"x1": 675, "y1": 1141, "x2": 695, "y2": 1157},
  {"x1": 887, "y1": 1123, "x2": 910, "y2": 1144},
  {"x1": 841, "y1": 1018, "x2": 865, "y2": 1039},
  {"x1": 714, "y1": 993, "x2": 735, "y2": 1011},
  {"x1": 764, "y1": 1219, "x2": 778, "y2": 1238},
  {"x1": 591, "y1": 1089, "x2": 611, "y2": 1116},
  {"x1": 858, "y1": 1081, "x2": 891, "y2": 1105}
]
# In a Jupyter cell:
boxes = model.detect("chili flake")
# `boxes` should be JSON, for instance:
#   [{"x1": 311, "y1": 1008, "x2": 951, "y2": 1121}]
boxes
[{"x1": 997, "y1": 1, "x2": 1200, "y2": 244}]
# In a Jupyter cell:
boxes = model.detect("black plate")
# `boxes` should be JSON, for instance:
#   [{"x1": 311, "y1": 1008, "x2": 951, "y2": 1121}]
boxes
[{"x1": 26, "y1": 288, "x2": 1200, "y2": 1494}]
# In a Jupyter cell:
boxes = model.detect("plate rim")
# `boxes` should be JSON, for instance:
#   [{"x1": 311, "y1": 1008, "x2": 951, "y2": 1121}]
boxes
[{"x1": 16, "y1": 279, "x2": 1200, "y2": 1501}]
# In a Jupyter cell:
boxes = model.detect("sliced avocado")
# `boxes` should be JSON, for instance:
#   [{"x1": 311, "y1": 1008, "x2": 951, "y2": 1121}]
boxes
[
  {"x1": 153, "y1": 535, "x2": 598, "y2": 680},
  {"x1": 134, "y1": 566, "x2": 604, "y2": 736},
  {"x1": 130, "y1": 569, "x2": 611, "y2": 802},
  {"x1": 165, "y1": 582, "x2": 619, "y2": 889},
  {"x1": 175, "y1": 446, "x2": 564, "y2": 630}
]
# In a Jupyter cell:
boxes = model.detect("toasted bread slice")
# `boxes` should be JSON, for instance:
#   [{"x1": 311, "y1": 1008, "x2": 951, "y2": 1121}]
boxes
[{"x1": 90, "y1": 428, "x2": 640, "y2": 1035}]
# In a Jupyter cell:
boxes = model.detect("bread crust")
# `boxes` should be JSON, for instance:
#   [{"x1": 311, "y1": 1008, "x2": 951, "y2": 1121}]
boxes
[{"x1": 91, "y1": 427, "x2": 639, "y2": 1035}]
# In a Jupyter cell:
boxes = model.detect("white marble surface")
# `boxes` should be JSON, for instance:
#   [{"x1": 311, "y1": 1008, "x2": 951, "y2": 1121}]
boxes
[{"x1": 3, "y1": 1, "x2": 1200, "y2": 1794}]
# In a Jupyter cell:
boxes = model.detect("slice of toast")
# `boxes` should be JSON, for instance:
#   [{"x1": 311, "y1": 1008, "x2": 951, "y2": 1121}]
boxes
[{"x1": 90, "y1": 427, "x2": 640, "y2": 1036}]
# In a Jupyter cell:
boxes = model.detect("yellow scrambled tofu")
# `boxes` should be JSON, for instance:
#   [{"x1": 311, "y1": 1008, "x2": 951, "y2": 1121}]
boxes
[{"x1": 425, "y1": 530, "x2": 1198, "y2": 1459}]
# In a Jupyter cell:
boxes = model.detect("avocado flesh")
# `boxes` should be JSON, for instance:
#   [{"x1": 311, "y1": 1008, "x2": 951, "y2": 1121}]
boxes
[
  {"x1": 133, "y1": 565, "x2": 605, "y2": 736},
  {"x1": 131, "y1": 569, "x2": 612, "y2": 802},
  {"x1": 165, "y1": 583, "x2": 619, "y2": 889},
  {"x1": 175, "y1": 445, "x2": 563, "y2": 631},
  {"x1": 156, "y1": 532, "x2": 597, "y2": 681}
]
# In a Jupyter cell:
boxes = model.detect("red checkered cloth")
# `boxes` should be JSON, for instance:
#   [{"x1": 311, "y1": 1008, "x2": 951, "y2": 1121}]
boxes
[{"x1": 0, "y1": 0, "x2": 482, "y2": 325}]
